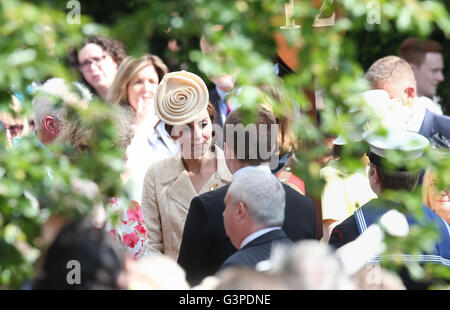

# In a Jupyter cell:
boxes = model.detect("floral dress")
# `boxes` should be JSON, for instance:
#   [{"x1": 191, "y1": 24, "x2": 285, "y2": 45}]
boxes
[{"x1": 106, "y1": 197, "x2": 148, "y2": 259}]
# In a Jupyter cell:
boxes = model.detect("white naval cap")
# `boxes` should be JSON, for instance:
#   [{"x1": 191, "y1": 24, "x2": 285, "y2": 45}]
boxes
[{"x1": 362, "y1": 129, "x2": 429, "y2": 168}]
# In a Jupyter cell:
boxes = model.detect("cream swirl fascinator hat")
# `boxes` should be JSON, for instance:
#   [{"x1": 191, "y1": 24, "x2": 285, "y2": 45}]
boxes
[{"x1": 155, "y1": 70, "x2": 209, "y2": 126}]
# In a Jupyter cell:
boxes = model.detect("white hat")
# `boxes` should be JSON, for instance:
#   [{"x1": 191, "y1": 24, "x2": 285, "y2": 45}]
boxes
[{"x1": 363, "y1": 129, "x2": 429, "y2": 167}]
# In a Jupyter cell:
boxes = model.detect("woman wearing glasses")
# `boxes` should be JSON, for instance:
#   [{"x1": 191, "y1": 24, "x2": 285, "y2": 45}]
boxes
[{"x1": 68, "y1": 36, "x2": 127, "y2": 100}]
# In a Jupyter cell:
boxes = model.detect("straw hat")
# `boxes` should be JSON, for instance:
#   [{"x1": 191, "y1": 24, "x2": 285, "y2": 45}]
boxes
[{"x1": 154, "y1": 70, "x2": 209, "y2": 126}]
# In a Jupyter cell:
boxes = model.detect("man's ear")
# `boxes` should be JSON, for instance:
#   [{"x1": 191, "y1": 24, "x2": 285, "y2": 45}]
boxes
[
  {"x1": 399, "y1": 86, "x2": 416, "y2": 107},
  {"x1": 371, "y1": 165, "x2": 380, "y2": 185},
  {"x1": 236, "y1": 201, "x2": 247, "y2": 221},
  {"x1": 44, "y1": 116, "x2": 59, "y2": 135},
  {"x1": 404, "y1": 86, "x2": 415, "y2": 100}
]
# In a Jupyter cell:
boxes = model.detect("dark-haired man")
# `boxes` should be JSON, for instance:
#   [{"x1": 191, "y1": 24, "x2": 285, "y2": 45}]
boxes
[
  {"x1": 399, "y1": 38, "x2": 445, "y2": 115},
  {"x1": 177, "y1": 108, "x2": 317, "y2": 286}
]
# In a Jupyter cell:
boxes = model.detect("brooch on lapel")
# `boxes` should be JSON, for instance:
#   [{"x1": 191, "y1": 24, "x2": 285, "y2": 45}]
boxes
[{"x1": 209, "y1": 183, "x2": 219, "y2": 191}]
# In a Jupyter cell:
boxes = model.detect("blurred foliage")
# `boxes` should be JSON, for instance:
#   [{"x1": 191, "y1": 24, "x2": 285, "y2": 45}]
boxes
[
  {"x1": 0, "y1": 0, "x2": 449, "y2": 288},
  {"x1": 0, "y1": 0, "x2": 125, "y2": 288}
]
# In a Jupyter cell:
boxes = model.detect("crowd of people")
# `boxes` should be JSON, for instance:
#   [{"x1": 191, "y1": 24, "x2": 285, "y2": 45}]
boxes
[{"x1": 2, "y1": 34, "x2": 449, "y2": 290}]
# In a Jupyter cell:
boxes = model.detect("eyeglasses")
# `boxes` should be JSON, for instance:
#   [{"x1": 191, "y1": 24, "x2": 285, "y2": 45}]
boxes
[
  {"x1": 6, "y1": 124, "x2": 24, "y2": 137},
  {"x1": 78, "y1": 55, "x2": 107, "y2": 71}
]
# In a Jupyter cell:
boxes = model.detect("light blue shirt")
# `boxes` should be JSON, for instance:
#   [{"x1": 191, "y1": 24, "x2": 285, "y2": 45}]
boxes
[
  {"x1": 216, "y1": 86, "x2": 229, "y2": 125},
  {"x1": 240, "y1": 227, "x2": 282, "y2": 249},
  {"x1": 147, "y1": 121, "x2": 179, "y2": 156},
  {"x1": 215, "y1": 86, "x2": 243, "y2": 124}
]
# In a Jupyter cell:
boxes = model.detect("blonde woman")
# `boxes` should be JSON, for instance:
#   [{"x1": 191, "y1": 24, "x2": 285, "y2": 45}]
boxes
[
  {"x1": 141, "y1": 71, "x2": 232, "y2": 261},
  {"x1": 422, "y1": 168, "x2": 450, "y2": 224},
  {"x1": 0, "y1": 96, "x2": 32, "y2": 148},
  {"x1": 107, "y1": 55, "x2": 179, "y2": 203},
  {"x1": 418, "y1": 167, "x2": 450, "y2": 273}
]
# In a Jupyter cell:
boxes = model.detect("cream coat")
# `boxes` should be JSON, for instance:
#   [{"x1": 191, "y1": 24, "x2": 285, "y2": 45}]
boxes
[{"x1": 141, "y1": 148, "x2": 232, "y2": 261}]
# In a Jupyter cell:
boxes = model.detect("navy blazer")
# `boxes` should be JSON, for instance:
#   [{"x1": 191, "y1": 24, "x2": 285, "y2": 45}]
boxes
[
  {"x1": 209, "y1": 87, "x2": 225, "y2": 148},
  {"x1": 419, "y1": 108, "x2": 450, "y2": 140},
  {"x1": 219, "y1": 229, "x2": 292, "y2": 270},
  {"x1": 177, "y1": 183, "x2": 317, "y2": 286},
  {"x1": 329, "y1": 199, "x2": 450, "y2": 289}
]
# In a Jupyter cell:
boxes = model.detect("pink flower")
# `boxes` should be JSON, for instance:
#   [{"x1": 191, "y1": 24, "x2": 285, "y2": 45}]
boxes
[
  {"x1": 135, "y1": 223, "x2": 147, "y2": 236},
  {"x1": 127, "y1": 201, "x2": 144, "y2": 222},
  {"x1": 122, "y1": 233, "x2": 139, "y2": 249}
]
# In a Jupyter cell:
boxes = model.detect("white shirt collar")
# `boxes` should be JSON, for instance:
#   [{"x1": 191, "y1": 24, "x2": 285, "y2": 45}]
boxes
[
  {"x1": 233, "y1": 164, "x2": 272, "y2": 179},
  {"x1": 240, "y1": 227, "x2": 281, "y2": 249},
  {"x1": 404, "y1": 98, "x2": 426, "y2": 133},
  {"x1": 416, "y1": 96, "x2": 443, "y2": 115},
  {"x1": 273, "y1": 63, "x2": 280, "y2": 76}
]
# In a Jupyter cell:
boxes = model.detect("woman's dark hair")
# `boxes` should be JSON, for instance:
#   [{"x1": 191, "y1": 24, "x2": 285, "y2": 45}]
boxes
[
  {"x1": 33, "y1": 218, "x2": 126, "y2": 290},
  {"x1": 67, "y1": 36, "x2": 127, "y2": 96},
  {"x1": 68, "y1": 35, "x2": 127, "y2": 68}
]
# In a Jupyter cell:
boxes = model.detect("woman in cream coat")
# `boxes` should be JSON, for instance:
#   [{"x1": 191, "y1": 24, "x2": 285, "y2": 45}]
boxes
[{"x1": 141, "y1": 71, "x2": 232, "y2": 260}]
